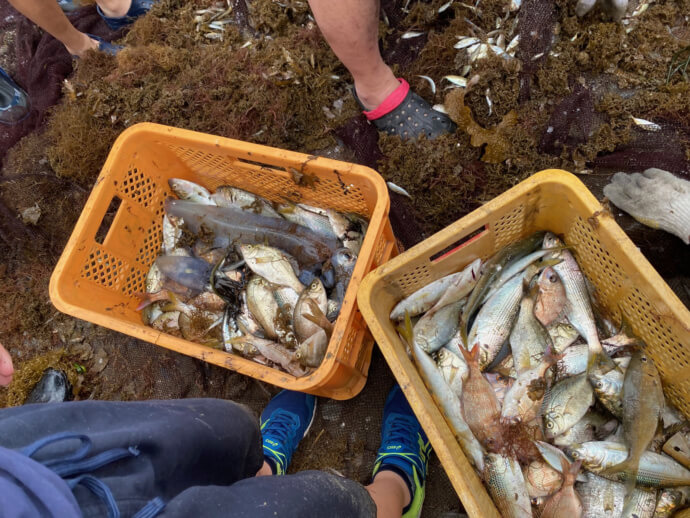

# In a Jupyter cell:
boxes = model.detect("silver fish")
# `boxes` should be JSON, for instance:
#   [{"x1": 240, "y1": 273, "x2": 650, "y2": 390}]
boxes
[
  {"x1": 145, "y1": 262, "x2": 164, "y2": 293},
  {"x1": 576, "y1": 472, "x2": 626, "y2": 518},
  {"x1": 483, "y1": 453, "x2": 532, "y2": 518},
  {"x1": 240, "y1": 244, "x2": 304, "y2": 293},
  {"x1": 294, "y1": 279, "x2": 328, "y2": 342},
  {"x1": 278, "y1": 202, "x2": 338, "y2": 241},
  {"x1": 543, "y1": 233, "x2": 610, "y2": 371},
  {"x1": 151, "y1": 310, "x2": 180, "y2": 333},
  {"x1": 552, "y1": 412, "x2": 619, "y2": 447},
  {"x1": 246, "y1": 276, "x2": 295, "y2": 348},
  {"x1": 481, "y1": 249, "x2": 553, "y2": 305},
  {"x1": 548, "y1": 322, "x2": 580, "y2": 354},
  {"x1": 554, "y1": 343, "x2": 589, "y2": 380},
  {"x1": 509, "y1": 290, "x2": 552, "y2": 374},
  {"x1": 413, "y1": 300, "x2": 464, "y2": 353},
  {"x1": 169, "y1": 178, "x2": 214, "y2": 204},
  {"x1": 425, "y1": 258, "x2": 481, "y2": 316},
  {"x1": 591, "y1": 367, "x2": 624, "y2": 419},
  {"x1": 436, "y1": 347, "x2": 468, "y2": 399},
  {"x1": 211, "y1": 185, "x2": 281, "y2": 218},
  {"x1": 619, "y1": 488, "x2": 657, "y2": 518},
  {"x1": 568, "y1": 441, "x2": 690, "y2": 487},
  {"x1": 162, "y1": 214, "x2": 183, "y2": 254},
  {"x1": 404, "y1": 319, "x2": 485, "y2": 470},
  {"x1": 468, "y1": 269, "x2": 532, "y2": 370},
  {"x1": 390, "y1": 259, "x2": 479, "y2": 320},
  {"x1": 295, "y1": 328, "x2": 328, "y2": 368},
  {"x1": 541, "y1": 373, "x2": 594, "y2": 438},
  {"x1": 534, "y1": 441, "x2": 588, "y2": 483},
  {"x1": 326, "y1": 210, "x2": 366, "y2": 254}
]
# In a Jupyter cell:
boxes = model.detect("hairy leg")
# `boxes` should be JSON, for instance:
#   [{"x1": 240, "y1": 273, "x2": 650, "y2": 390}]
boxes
[{"x1": 307, "y1": 0, "x2": 399, "y2": 110}]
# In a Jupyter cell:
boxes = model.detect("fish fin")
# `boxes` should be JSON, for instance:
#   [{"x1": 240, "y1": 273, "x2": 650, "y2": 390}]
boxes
[
  {"x1": 457, "y1": 343, "x2": 478, "y2": 364},
  {"x1": 160, "y1": 292, "x2": 182, "y2": 312},
  {"x1": 135, "y1": 290, "x2": 170, "y2": 311},
  {"x1": 396, "y1": 311, "x2": 414, "y2": 346}
]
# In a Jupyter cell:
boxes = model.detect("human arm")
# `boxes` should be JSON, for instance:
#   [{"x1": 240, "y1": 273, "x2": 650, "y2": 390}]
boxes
[{"x1": 5, "y1": 0, "x2": 98, "y2": 56}]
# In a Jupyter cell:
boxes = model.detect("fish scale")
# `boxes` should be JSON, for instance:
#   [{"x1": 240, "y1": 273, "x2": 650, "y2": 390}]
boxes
[{"x1": 483, "y1": 453, "x2": 532, "y2": 518}]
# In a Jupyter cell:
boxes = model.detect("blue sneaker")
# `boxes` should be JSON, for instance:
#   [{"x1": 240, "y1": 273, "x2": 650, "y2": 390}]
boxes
[
  {"x1": 0, "y1": 67, "x2": 29, "y2": 125},
  {"x1": 97, "y1": 0, "x2": 158, "y2": 30},
  {"x1": 260, "y1": 390, "x2": 317, "y2": 475},
  {"x1": 372, "y1": 385, "x2": 432, "y2": 518}
]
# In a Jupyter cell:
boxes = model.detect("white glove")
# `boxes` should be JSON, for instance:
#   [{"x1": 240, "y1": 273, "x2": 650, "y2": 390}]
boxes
[
  {"x1": 575, "y1": 0, "x2": 627, "y2": 21},
  {"x1": 604, "y1": 168, "x2": 690, "y2": 245}
]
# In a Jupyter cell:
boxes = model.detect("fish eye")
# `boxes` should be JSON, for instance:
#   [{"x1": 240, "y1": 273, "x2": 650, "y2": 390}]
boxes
[
  {"x1": 546, "y1": 421, "x2": 554, "y2": 429},
  {"x1": 596, "y1": 381, "x2": 603, "y2": 388},
  {"x1": 571, "y1": 451, "x2": 580, "y2": 459},
  {"x1": 641, "y1": 356, "x2": 648, "y2": 362},
  {"x1": 548, "y1": 273, "x2": 558, "y2": 283}
]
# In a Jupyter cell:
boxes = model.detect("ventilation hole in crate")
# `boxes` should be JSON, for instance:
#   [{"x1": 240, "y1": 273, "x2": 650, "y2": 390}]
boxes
[
  {"x1": 396, "y1": 265, "x2": 432, "y2": 295},
  {"x1": 343, "y1": 326, "x2": 357, "y2": 359},
  {"x1": 120, "y1": 167, "x2": 157, "y2": 208},
  {"x1": 80, "y1": 247, "x2": 128, "y2": 290},
  {"x1": 136, "y1": 224, "x2": 162, "y2": 266},
  {"x1": 123, "y1": 267, "x2": 148, "y2": 296},
  {"x1": 94, "y1": 196, "x2": 122, "y2": 245},
  {"x1": 492, "y1": 206, "x2": 524, "y2": 249}
]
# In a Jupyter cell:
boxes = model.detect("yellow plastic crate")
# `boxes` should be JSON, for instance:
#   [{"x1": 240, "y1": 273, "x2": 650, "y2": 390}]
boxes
[
  {"x1": 358, "y1": 169, "x2": 690, "y2": 517},
  {"x1": 50, "y1": 123, "x2": 397, "y2": 400}
]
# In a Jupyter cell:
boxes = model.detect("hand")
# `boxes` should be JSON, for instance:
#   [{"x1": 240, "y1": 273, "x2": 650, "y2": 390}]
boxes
[
  {"x1": 0, "y1": 341, "x2": 14, "y2": 386},
  {"x1": 64, "y1": 33, "x2": 100, "y2": 58}
]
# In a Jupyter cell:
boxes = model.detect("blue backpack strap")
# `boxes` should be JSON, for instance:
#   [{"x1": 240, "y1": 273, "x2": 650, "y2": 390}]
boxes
[
  {"x1": 19, "y1": 432, "x2": 91, "y2": 466},
  {"x1": 51, "y1": 447, "x2": 140, "y2": 477},
  {"x1": 133, "y1": 497, "x2": 166, "y2": 518}
]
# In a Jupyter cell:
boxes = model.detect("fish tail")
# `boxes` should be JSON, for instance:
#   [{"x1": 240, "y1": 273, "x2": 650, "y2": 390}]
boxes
[{"x1": 396, "y1": 311, "x2": 414, "y2": 346}]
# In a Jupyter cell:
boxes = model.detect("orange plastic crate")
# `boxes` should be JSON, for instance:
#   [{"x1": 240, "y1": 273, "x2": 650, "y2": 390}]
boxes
[
  {"x1": 49, "y1": 123, "x2": 396, "y2": 400},
  {"x1": 358, "y1": 170, "x2": 690, "y2": 516}
]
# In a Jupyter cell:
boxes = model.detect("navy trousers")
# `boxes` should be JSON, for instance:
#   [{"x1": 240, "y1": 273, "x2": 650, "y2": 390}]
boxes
[{"x1": 0, "y1": 398, "x2": 376, "y2": 517}]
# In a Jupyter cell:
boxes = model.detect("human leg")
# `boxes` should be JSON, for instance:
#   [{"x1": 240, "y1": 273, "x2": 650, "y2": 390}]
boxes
[
  {"x1": 307, "y1": 0, "x2": 456, "y2": 139},
  {"x1": 0, "y1": 398, "x2": 263, "y2": 517},
  {"x1": 367, "y1": 385, "x2": 432, "y2": 518},
  {"x1": 307, "y1": 0, "x2": 398, "y2": 111}
]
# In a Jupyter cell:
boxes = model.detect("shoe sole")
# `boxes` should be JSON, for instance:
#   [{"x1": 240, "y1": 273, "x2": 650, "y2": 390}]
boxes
[{"x1": 302, "y1": 398, "x2": 318, "y2": 439}]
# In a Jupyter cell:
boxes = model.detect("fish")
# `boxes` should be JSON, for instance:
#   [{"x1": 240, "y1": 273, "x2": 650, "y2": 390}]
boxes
[
  {"x1": 326, "y1": 210, "x2": 366, "y2": 255},
  {"x1": 576, "y1": 472, "x2": 626, "y2": 518},
  {"x1": 167, "y1": 199, "x2": 336, "y2": 265},
  {"x1": 211, "y1": 185, "x2": 281, "y2": 218},
  {"x1": 481, "y1": 249, "x2": 553, "y2": 305},
  {"x1": 390, "y1": 259, "x2": 480, "y2": 320},
  {"x1": 145, "y1": 261, "x2": 164, "y2": 293},
  {"x1": 460, "y1": 231, "x2": 545, "y2": 343},
  {"x1": 188, "y1": 291, "x2": 226, "y2": 312},
  {"x1": 542, "y1": 233, "x2": 611, "y2": 372},
  {"x1": 426, "y1": 258, "x2": 481, "y2": 316},
  {"x1": 436, "y1": 347, "x2": 468, "y2": 399},
  {"x1": 653, "y1": 488, "x2": 685, "y2": 518},
  {"x1": 277, "y1": 202, "x2": 338, "y2": 241},
  {"x1": 604, "y1": 350, "x2": 664, "y2": 507},
  {"x1": 534, "y1": 441, "x2": 588, "y2": 482},
  {"x1": 501, "y1": 346, "x2": 559, "y2": 425},
  {"x1": 246, "y1": 276, "x2": 296, "y2": 348},
  {"x1": 458, "y1": 344, "x2": 503, "y2": 451},
  {"x1": 168, "y1": 178, "x2": 214, "y2": 204},
  {"x1": 554, "y1": 343, "x2": 589, "y2": 380},
  {"x1": 483, "y1": 453, "x2": 532, "y2": 518},
  {"x1": 401, "y1": 314, "x2": 485, "y2": 470},
  {"x1": 552, "y1": 412, "x2": 618, "y2": 448},
  {"x1": 236, "y1": 291, "x2": 264, "y2": 337},
  {"x1": 485, "y1": 372, "x2": 513, "y2": 407},
  {"x1": 619, "y1": 488, "x2": 657, "y2": 518},
  {"x1": 220, "y1": 309, "x2": 242, "y2": 352},
  {"x1": 567, "y1": 441, "x2": 690, "y2": 487},
  {"x1": 294, "y1": 279, "x2": 328, "y2": 341},
  {"x1": 295, "y1": 328, "x2": 328, "y2": 367},
  {"x1": 155, "y1": 256, "x2": 212, "y2": 292},
  {"x1": 541, "y1": 457, "x2": 583, "y2": 518},
  {"x1": 523, "y1": 459, "x2": 564, "y2": 498},
  {"x1": 509, "y1": 288, "x2": 553, "y2": 374},
  {"x1": 590, "y1": 367, "x2": 624, "y2": 419},
  {"x1": 541, "y1": 373, "x2": 594, "y2": 438},
  {"x1": 273, "y1": 286, "x2": 300, "y2": 314},
  {"x1": 548, "y1": 323, "x2": 580, "y2": 354},
  {"x1": 535, "y1": 266, "x2": 567, "y2": 327},
  {"x1": 413, "y1": 300, "x2": 464, "y2": 354},
  {"x1": 240, "y1": 244, "x2": 304, "y2": 293},
  {"x1": 142, "y1": 303, "x2": 164, "y2": 326},
  {"x1": 162, "y1": 214, "x2": 183, "y2": 254},
  {"x1": 232, "y1": 335, "x2": 306, "y2": 377},
  {"x1": 469, "y1": 266, "x2": 538, "y2": 370}
]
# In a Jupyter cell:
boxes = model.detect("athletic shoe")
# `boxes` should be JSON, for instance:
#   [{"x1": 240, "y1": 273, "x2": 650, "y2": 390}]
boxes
[
  {"x1": 260, "y1": 390, "x2": 317, "y2": 475},
  {"x1": 372, "y1": 385, "x2": 432, "y2": 518},
  {"x1": 0, "y1": 67, "x2": 29, "y2": 125}
]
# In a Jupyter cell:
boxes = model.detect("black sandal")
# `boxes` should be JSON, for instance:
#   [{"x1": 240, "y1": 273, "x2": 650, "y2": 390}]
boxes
[{"x1": 354, "y1": 78, "x2": 456, "y2": 140}]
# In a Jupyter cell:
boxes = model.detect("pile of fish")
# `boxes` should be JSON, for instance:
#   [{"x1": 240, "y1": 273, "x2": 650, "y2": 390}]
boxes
[
  {"x1": 138, "y1": 178, "x2": 368, "y2": 377},
  {"x1": 391, "y1": 231, "x2": 690, "y2": 517}
]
